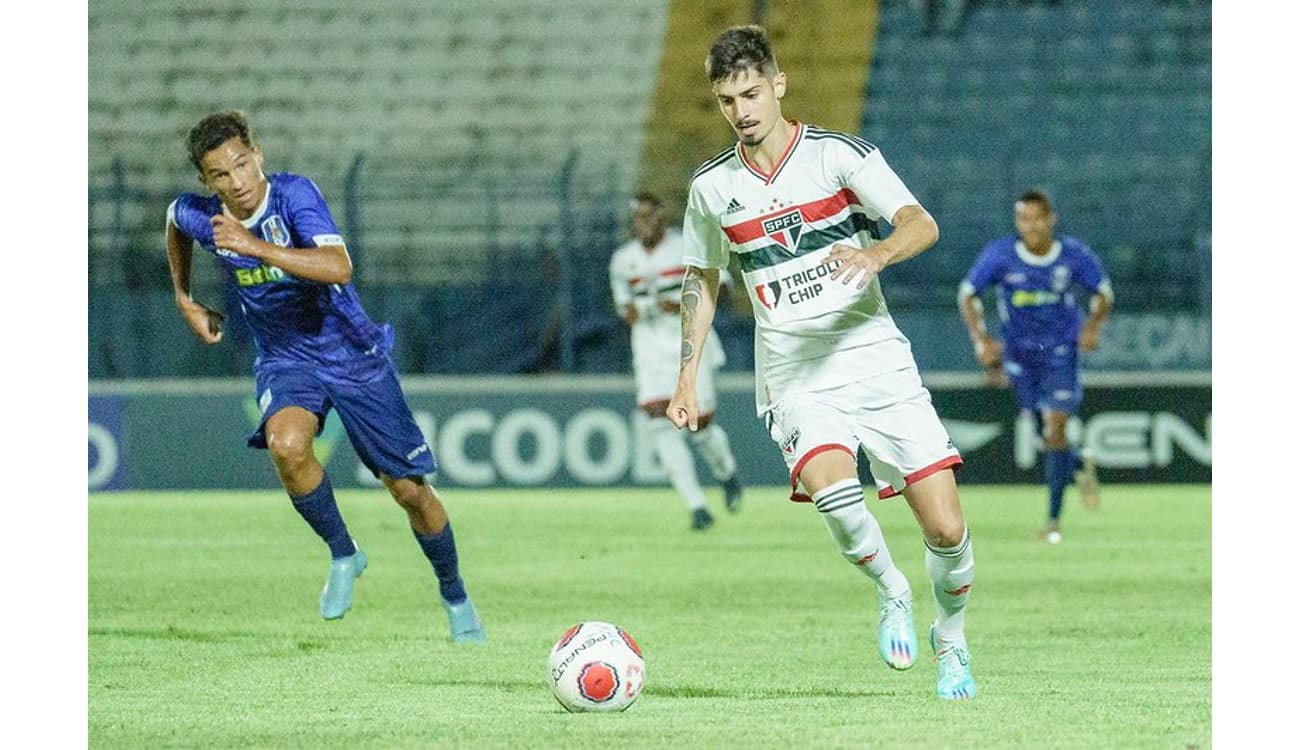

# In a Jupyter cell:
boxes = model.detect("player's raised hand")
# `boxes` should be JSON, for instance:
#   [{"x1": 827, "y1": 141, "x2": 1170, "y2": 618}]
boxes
[
  {"x1": 211, "y1": 209, "x2": 260, "y2": 257},
  {"x1": 176, "y1": 297, "x2": 225, "y2": 344},
  {"x1": 821, "y1": 242, "x2": 885, "y2": 289},
  {"x1": 667, "y1": 387, "x2": 699, "y2": 431}
]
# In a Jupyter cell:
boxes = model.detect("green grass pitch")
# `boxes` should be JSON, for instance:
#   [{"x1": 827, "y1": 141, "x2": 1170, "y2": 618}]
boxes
[{"x1": 89, "y1": 484, "x2": 1210, "y2": 748}]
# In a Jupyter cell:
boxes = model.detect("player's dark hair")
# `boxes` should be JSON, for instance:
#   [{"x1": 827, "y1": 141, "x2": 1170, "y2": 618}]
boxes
[
  {"x1": 187, "y1": 111, "x2": 254, "y2": 171},
  {"x1": 633, "y1": 191, "x2": 663, "y2": 210},
  {"x1": 1017, "y1": 189, "x2": 1054, "y2": 212},
  {"x1": 706, "y1": 25, "x2": 779, "y2": 83}
]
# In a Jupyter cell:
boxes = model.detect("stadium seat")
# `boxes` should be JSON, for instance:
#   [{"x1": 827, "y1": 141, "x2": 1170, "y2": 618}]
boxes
[{"x1": 857, "y1": 0, "x2": 1210, "y2": 310}]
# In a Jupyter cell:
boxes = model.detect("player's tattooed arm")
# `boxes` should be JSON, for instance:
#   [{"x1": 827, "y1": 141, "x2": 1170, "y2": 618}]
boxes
[
  {"x1": 669, "y1": 265, "x2": 720, "y2": 430},
  {"x1": 679, "y1": 272, "x2": 701, "y2": 367},
  {"x1": 678, "y1": 266, "x2": 719, "y2": 370}
]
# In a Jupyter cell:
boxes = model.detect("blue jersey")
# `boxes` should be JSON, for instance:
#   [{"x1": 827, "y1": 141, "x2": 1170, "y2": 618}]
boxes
[
  {"x1": 961, "y1": 235, "x2": 1112, "y2": 352},
  {"x1": 168, "y1": 172, "x2": 392, "y2": 382}
]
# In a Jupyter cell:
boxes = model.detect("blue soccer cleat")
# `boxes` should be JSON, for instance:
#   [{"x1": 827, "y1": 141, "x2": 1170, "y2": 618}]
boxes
[
  {"x1": 320, "y1": 548, "x2": 367, "y2": 620},
  {"x1": 878, "y1": 592, "x2": 918, "y2": 670},
  {"x1": 722, "y1": 475, "x2": 743, "y2": 513},
  {"x1": 930, "y1": 623, "x2": 976, "y2": 699},
  {"x1": 443, "y1": 597, "x2": 486, "y2": 643}
]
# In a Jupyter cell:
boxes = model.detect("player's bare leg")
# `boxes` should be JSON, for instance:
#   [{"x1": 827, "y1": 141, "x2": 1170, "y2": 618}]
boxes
[
  {"x1": 383, "y1": 475, "x2": 449, "y2": 536},
  {"x1": 800, "y1": 449, "x2": 916, "y2": 670},
  {"x1": 1040, "y1": 408, "x2": 1092, "y2": 542},
  {"x1": 266, "y1": 406, "x2": 326, "y2": 497},
  {"x1": 383, "y1": 475, "x2": 485, "y2": 642},
  {"x1": 902, "y1": 469, "x2": 976, "y2": 699},
  {"x1": 266, "y1": 406, "x2": 365, "y2": 620},
  {"x1": 1075, "y1": 448, "x2": 1100, "y2": 510}
]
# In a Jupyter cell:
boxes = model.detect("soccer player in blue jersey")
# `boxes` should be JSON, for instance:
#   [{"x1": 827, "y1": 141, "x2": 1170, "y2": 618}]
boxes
[
  {"x1": 163, "y1": 111, "x2": 485, "y2": 640},
  {"x1": 959, "y1": 190, "x2": 1113, "y2": 544}
]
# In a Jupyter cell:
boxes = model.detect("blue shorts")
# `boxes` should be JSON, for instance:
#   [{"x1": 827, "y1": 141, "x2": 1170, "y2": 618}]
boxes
[
  {"x1": 247, "y1": 362, "x2": 436, "y2": 480},
  {"x1": 1004, "y1": 344, "x2": 1082, "y2": 415}
]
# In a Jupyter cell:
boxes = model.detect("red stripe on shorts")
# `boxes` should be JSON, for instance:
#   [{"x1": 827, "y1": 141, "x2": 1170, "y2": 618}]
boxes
[
  {"x1": 876, "y1": 455, "x2": 964, "y2": 499},
  {"x1": 788, "y1": 443, "x2": 855, "y2": 503}
]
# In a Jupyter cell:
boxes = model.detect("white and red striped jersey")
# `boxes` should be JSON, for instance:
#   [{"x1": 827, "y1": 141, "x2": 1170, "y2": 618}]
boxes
[
  {"x1": 609, "y1": 228, "x2": 727, "y2": 405},
  {"x1": 682, "y1": 122, "x2": 925, "y2": 415}
]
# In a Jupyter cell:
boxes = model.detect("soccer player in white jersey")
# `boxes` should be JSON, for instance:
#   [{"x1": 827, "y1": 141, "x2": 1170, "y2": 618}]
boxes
[
  {"x1": 667, "y1": 26, "x2": 977, "y2": 699},
  {"x1": 610, "y1": 192, "x2": 744, "y2": 531}
]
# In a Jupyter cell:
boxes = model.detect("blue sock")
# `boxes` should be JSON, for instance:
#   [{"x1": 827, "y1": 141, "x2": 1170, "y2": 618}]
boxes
[
  {"x1": 290, "y1": 474, "x2": 356, "y2": 560},
  {"x1": 1044, "y1": 449, "x2": 1075, "y2": 521},
  {"x1": 415, "y1": 524, "x2": 468, "y2": 604}
]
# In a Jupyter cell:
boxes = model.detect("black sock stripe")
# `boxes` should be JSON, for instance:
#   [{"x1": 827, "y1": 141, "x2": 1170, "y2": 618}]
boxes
[
  {"x1": 813, "y1": 486, "x2": 861, "y2": 503},
  {"x1": 811, "y1": 483, "x2": 862, "y2": 500},
  {"x1": 812, "y1": 486, "x2": 862, "y2": 508},
  {"x1": 817, "y1": 497, "x2": 866, "y2": 514}
]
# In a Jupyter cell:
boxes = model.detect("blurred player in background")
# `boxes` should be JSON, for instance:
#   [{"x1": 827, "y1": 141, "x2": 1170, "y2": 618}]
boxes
[
  {"x1": 163, "y1": 111, "x2": 485, "y2": 641},
  {"x1": 959, "y1": 189, "x2": 1112, "y2": 544},
  {"x1": 668, "y1": 26, "x2": 976, "y2": 699},
  {"x1": 610, "y1": 192, "x2": 744, "y2": 531}
]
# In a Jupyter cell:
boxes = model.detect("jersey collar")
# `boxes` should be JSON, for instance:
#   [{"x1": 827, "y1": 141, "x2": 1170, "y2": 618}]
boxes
[
  {"x1": 1014, "y1": 239, "x2": 1062, "y2": 267},
  {"x1": 224, "y1": 179, "x2": 272, "y2": 229},
  {"x1": 738, "y1": 121, "x2": 803, "y2": 186}
]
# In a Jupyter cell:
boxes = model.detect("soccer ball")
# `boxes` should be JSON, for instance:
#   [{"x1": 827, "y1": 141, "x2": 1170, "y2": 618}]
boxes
[{"x1": 547, "y1": 621, "x2": 645, "y2": 713}]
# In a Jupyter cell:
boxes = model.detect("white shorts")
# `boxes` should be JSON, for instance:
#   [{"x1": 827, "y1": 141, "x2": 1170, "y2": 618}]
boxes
[{"x1": 765, "y1": 366, "x2": 962, "y2": 500}]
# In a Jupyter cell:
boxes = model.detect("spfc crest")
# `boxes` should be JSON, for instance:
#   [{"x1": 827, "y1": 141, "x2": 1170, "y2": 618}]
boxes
[
  {"x1": 762, "y1": 209, "x2": 804, "y2": 253},
  {"x1": 261, "y1": 215, "x2": 291, "y2": 247}
]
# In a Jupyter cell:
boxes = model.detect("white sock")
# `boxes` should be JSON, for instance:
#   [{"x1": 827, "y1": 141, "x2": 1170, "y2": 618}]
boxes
[
  {"x1": 813, "y1": 479, "x2": 910, "y2": 599},
  {"x1": 688, "y1": 423, "x2": 738, "y2": 481},
  {"x1": 925, "y1": 527, "x2": 974, "y2": 646},
  {"x1": 651, "y1": 421, "x2": 708, "y2": 511}
]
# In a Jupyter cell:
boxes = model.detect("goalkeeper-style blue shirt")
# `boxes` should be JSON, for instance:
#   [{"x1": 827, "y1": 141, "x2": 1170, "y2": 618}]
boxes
[
  {"x1": 961, "y1": 234, "x2": 1112, "y2": 353},
  {"x1": 167, "y1": 172, "x2": 392, "y2": 382}
]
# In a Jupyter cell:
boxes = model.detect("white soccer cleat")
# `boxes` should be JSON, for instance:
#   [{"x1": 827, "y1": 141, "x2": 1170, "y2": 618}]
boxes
[{"x1": 930, "y1": 624, "x2": 976, "y2": 700}]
